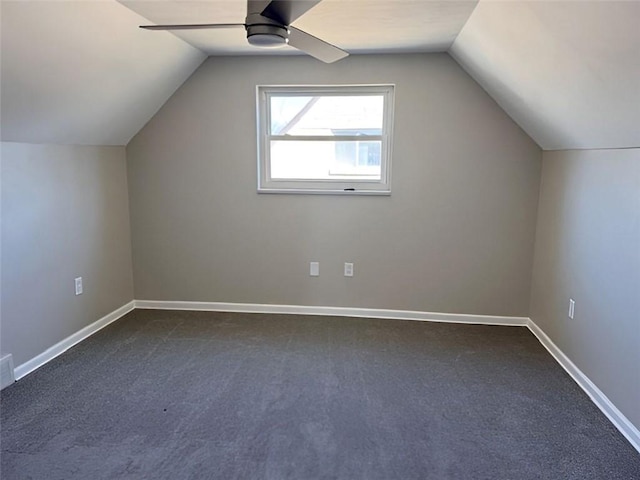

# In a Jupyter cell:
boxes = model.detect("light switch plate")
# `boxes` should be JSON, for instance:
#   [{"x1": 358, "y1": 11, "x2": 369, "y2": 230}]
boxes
[{"x1": 310, "y1": 262, "x2": 319, "y2": 277}]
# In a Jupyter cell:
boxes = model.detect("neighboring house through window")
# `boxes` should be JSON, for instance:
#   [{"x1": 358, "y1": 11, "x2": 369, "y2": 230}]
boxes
[{"x1": 257, "y1": 85, "x2": 395, "y2": 194}]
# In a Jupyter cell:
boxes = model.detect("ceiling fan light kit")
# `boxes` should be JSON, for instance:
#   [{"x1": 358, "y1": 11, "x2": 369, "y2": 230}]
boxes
[
  {"x1": 245, "y1": 13, "x2": 289, "y2": 48},
  {"x1": 247, "y1": 29, "x2": 288, "y2": 48},
  {"x1": 140, "y1": 0, "x2": 348, "y2": 63}
]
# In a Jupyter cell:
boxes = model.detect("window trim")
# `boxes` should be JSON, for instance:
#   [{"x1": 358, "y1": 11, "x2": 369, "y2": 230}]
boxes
[{"x1": 256, "y1": 84, "x2": 395, "y2": 195}]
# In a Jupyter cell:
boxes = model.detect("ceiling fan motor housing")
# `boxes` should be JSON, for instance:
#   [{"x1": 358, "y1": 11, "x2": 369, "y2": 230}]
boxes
[{"x1": 245, "y1": 13, "x2": 289, "y2": 47}]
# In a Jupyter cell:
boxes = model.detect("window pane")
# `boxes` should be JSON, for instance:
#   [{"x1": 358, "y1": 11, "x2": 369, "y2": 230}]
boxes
[
  {"x1": 270, "y1": 140, "x2": 382, "y2": 180},
  {"x1": 258, "y1": 84, "x2": 393, "y2": 194},
  {"x1": 270, "y1": 96, "x2": 384, "y2": 136}
]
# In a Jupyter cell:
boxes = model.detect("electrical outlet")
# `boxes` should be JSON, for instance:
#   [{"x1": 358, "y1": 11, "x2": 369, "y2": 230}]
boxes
[
  {"x1": 568, "y1": 298, "x2": 575, "y2": 319},
  {"x1": 75, "y1": 277, "x2": 83, "y2": 296},
  {"x1": 344, "y1": 262, "x2": 354, "y2": 277},
  {"x1": 310, "y1": 262, "x2": 319, "y2": 277}
]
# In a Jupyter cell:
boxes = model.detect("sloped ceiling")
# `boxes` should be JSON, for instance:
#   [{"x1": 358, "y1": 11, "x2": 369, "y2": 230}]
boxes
[
  {"x1": 0, "y1": 0, "x2": 206, "y2": 146},
  {"x1": 2, "y1": 0, "x2": 638, "y2": 150},
  {"x1": 450, "y1": 0, "x2": 640, "y2": 150}
]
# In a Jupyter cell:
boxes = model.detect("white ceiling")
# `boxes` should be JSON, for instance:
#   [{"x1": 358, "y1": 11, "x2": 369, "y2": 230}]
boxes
[
  {"x1": 1, "y1": 0, "x2": 638, "y2": 150},
  {"x1": 450, "y1": 0, "x2": 640, "y2": 150},
  {"x1": 120, "y1": 0, "x2": 480, "y2": 55},
  {"x1": 0, "y1": 0, "x2": 205, "y2": 146}
]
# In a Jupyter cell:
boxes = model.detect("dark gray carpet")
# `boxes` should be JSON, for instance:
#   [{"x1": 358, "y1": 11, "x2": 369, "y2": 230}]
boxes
[{"x1": 1, "y1": 310, "x2": 639, "y2": 479}]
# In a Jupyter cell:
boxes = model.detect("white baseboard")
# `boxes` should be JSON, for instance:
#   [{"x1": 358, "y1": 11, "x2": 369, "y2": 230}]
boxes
[
  {"x1": 13, "y1": 301, "x2": 135, "y2": 381},
  {"x1": 527, "y1": 319, "x2": 640, "y2": 454},
  {"x1": 1, "y1": 354, "x2": 15, "y2": 389},
  {"x1": 134, "y1": 300, "x2": 529, "y2": 326}
]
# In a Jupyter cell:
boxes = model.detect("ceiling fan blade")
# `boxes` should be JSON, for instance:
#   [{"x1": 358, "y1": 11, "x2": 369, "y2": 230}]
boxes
[
  {"x1": 140, "y1": 23, "x2": 245, "y2": 31},
  {"x1": 288, "y1": 26, "x2": 348, "y2": 64},
  {"x1": 259, "y1": 0, "x2": 322, "y2": 26}
]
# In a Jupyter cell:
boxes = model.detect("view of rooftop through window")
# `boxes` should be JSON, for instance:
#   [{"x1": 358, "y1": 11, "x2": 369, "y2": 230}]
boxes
[{"x1": 269, "y1": 95, "x2": 385, "y2": 180}]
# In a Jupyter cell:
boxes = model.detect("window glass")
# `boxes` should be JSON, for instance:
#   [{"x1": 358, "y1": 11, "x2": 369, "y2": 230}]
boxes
[{"x1": 257, "y1": 85, "x2": 394, "y2": 195}]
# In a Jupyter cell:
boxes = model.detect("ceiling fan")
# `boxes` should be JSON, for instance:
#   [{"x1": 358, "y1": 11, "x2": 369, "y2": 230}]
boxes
[{"x1": 140, "y1": 0, "x2": 349, "y2": 64}]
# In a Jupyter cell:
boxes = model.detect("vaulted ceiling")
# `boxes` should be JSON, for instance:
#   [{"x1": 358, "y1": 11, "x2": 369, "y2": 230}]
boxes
[
  {"x1": 0, "y1": 0, "x2": 206, "y2": 146},
  {"x1": 1, "y1": 0, "x2": 638, "y2": 150},
  {"x1": 451, "y1": 0, "x2": 640, "y2": 150}
]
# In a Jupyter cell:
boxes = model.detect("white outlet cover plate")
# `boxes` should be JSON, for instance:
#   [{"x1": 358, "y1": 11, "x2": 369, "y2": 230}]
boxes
[
  {"x1": 568, "y1": 298, "x2": 575, "y2": 319},
  {"x1": 344, "y1": 263, "x2": 354, "y2": 277}
]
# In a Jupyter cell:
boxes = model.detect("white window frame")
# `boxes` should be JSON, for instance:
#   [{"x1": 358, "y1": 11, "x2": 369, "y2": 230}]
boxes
[{"x1": 256, "y1": 84, "x2": 395, "y2": 195}]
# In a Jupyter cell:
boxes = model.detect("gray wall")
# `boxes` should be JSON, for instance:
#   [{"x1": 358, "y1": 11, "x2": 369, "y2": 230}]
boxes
[
  {"x1": 127, "y1": 53, "x2": 541, "y2": 316},
  {"x1": 530, "y1": 148, "x2": 640, "y2": 429},
  {"x1": 1, "y1": 142, "x2": 134, "y2": 366}
]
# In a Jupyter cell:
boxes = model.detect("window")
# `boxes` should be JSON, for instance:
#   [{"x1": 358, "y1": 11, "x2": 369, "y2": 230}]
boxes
[{"x1": 257, "y1": 85, "x2": 394, "y2": 194}]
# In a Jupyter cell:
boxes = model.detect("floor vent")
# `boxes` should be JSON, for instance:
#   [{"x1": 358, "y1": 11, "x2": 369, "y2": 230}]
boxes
[{"x1": 1, "y1": 354, "x2": 15, "y2": 389}]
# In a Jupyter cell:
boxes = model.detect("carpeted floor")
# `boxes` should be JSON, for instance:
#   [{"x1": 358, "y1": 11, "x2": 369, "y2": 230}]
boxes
[{"x1": 1, "y1": 309, "x2": 639, "y2": 479}]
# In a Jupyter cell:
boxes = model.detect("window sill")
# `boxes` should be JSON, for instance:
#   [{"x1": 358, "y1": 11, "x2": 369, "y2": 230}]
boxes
[{"x1": 257, "y1": 188, "x2": 391, "y2": 196}]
